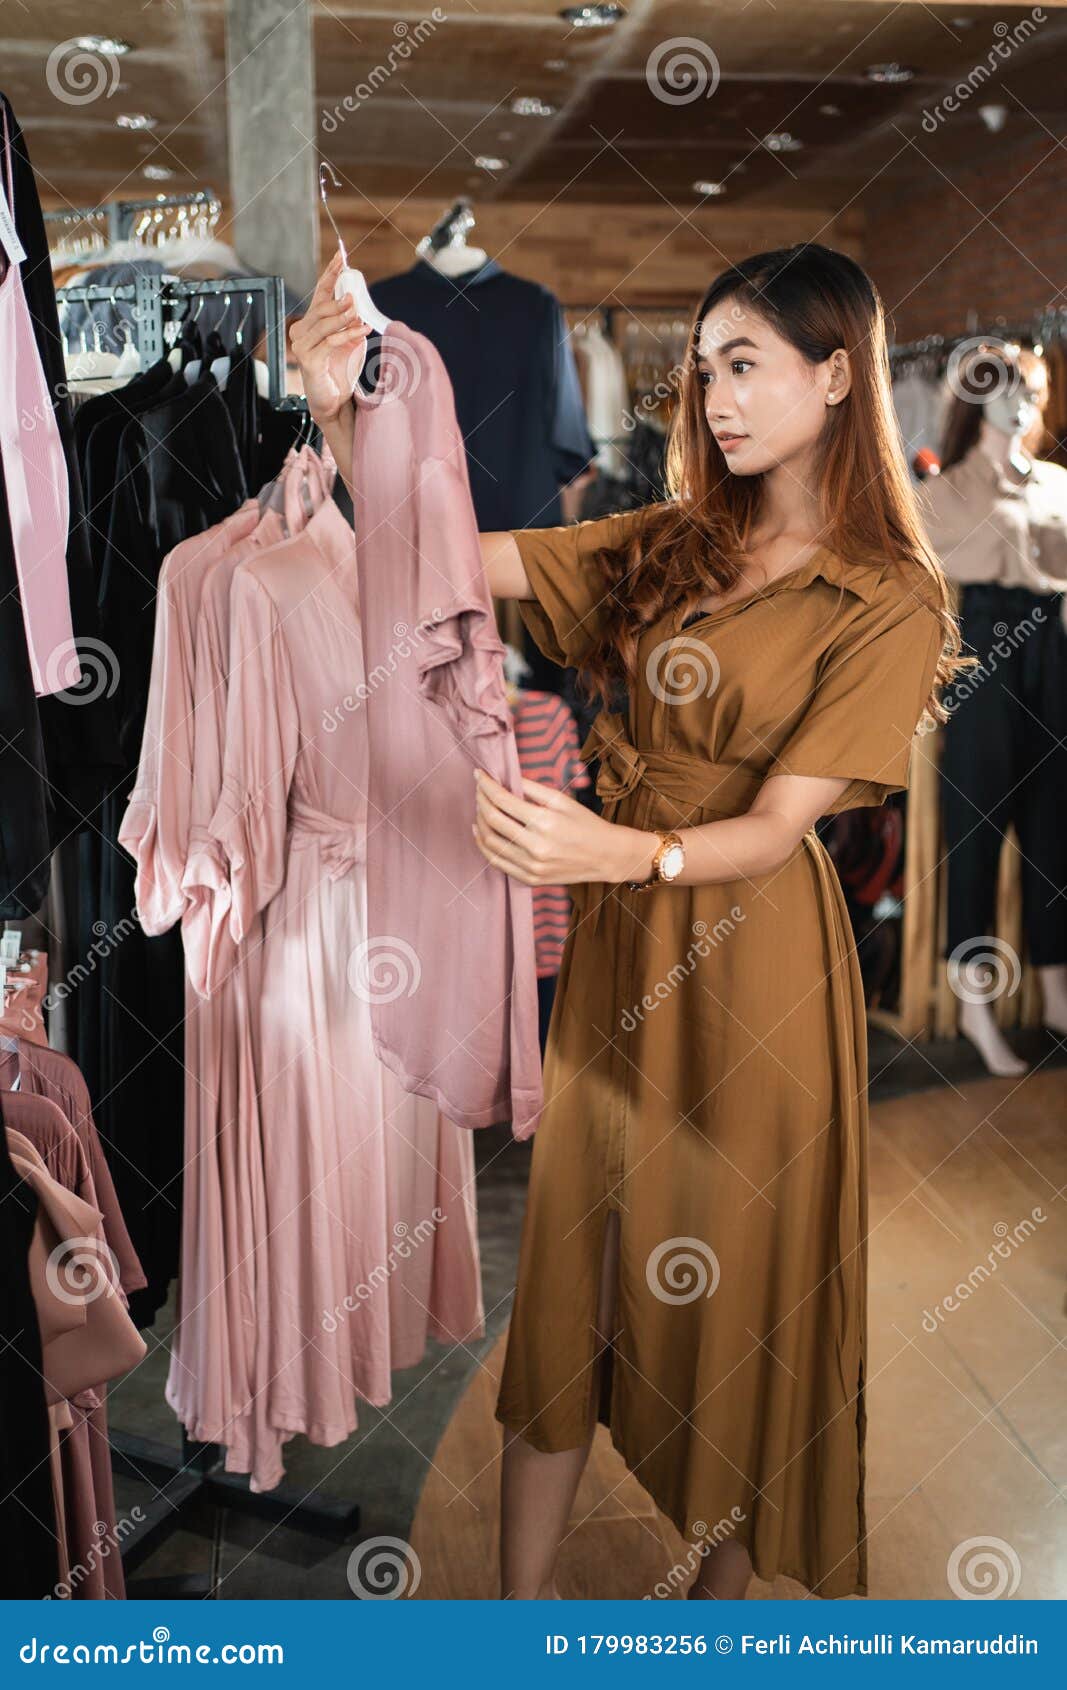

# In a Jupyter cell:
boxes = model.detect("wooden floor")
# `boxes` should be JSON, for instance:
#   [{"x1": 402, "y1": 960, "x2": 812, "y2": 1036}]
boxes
[{"x1": 410, "y1": 1070, "x2": 1067, "y2": 1600}]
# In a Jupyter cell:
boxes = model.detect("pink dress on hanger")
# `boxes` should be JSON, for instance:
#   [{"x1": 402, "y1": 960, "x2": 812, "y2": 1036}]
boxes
[
  {"x1": 166, "y1": 456, "x2": 330, "y2": 1470},
  {"x1": 350, "y1": 321, "x2": 542, "y2": 1137},
  {"x1": 184, "y1": 495, "x2": 483, "y2": 1490},
  {"x1": 119, "y1": 460, "x2": 321, "y2": 1473},
  {"x1": 0, "y1": 102, "x2": 78, "y2": 696}
]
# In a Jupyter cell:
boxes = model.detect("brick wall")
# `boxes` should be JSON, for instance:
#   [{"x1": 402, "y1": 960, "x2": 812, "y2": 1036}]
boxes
[{"x1": 862, "y1": 133, "x2": 1067, "y2": 343}]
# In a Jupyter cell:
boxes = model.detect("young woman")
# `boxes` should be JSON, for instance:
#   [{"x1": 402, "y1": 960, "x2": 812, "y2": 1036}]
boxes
[{"x1": 293, "y1": 243, "x2": 963, "y2": 1601}]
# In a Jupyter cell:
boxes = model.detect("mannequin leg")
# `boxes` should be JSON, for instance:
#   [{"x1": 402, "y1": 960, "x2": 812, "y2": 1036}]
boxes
[
  {"x1": 499, "y1": 1208, "x2": 621, "y2": 1599},
  {"x1": 941, "y1": 590, "x2": 1028, "y2": 1076},
  {"x1": 1014, "y1": 604, "x2": 1067, "y2": 1037}
]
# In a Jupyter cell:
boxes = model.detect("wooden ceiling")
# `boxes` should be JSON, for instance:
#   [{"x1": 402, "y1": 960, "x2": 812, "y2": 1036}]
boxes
[{"x1": 6, "y1": 2, "x2": 1067, "y2": 226}]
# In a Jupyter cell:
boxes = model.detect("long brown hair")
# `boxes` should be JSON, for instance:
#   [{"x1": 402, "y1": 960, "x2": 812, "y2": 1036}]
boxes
[{"x1": 578, "y1": 242, "x2": 966, "y2": 722}]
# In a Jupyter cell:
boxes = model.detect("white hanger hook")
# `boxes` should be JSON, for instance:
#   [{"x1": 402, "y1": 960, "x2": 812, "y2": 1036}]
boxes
[{"x1": 318, "y1": 160, "x2": 348, "y2": 268}]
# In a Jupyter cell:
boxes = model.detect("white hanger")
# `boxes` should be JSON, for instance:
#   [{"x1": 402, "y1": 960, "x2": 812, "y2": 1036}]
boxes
[{"x1": 319, "y1": 161, "x2": 390, "y2": 334}]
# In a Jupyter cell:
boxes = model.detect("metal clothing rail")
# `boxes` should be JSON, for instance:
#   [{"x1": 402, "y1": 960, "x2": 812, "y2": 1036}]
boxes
[
  {"x1": 889, "y1": 308, "x2": 1067, "y2": 368},
  {"x1": 57, "y1": 271, "x2": 290, "y2": 405},
  {"x1": 45, "y1": 190, "x2": 219, "y2": 246}
]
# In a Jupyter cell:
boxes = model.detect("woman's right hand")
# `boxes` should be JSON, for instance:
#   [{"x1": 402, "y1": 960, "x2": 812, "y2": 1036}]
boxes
[{"x1": 289, "y1": 251, "x2": 371, "y2": 425}]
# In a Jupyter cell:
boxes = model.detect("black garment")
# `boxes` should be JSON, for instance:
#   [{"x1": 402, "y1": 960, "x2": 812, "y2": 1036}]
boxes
[
  {"x1": 940, "y1": 583, "x2": 1067, "y2": 969},
  {"x1": 0, "y1": 1119, "x2": 60, "y2": 1596},
  {"x1": 0, "y1": 91, "x2": 121, "y2": 914},
  {"x1": 64, "y1": 374, "x2": 248, "y2": 1325},
  {"x1": 369, "y1": 258, "x2": 594, "y2": 529},
  {"x1": 577, "y1": 420, "x2": 668, "y2": 519}
]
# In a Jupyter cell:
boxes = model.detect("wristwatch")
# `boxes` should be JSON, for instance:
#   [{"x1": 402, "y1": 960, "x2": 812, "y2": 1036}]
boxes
[{"x1": 627, "y1": 830, "x2": 685, "y2": 892}]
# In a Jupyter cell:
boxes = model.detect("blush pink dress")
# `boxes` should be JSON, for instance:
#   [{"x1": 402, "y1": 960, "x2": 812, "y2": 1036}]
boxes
[
  {"x1": 186, "y1": 495, "x2": 484, "y2": 1489},
  {"x1": 350, "y1": 321, "x2": 542, "y2": 1137},
  {"x1": 167, "y1": 455, "x2": 332, "y2": 1473}
]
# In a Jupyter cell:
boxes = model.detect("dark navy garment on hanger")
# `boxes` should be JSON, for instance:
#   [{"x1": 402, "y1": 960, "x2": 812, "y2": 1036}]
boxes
[{"x1": 369, "y1": 258, "x2": 594, "y2": 531}]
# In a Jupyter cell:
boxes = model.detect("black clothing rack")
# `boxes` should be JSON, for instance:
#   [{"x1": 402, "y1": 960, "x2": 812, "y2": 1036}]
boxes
[
  {"x1": 55, "y1": 268, "x2": 350, "y2": 1594},
  {"x1": 57, "y1": 271, "x2": 293, "y2": 407},
  {"x1": 888, "y1": 308, "x2": 1067, "y2": 371}
]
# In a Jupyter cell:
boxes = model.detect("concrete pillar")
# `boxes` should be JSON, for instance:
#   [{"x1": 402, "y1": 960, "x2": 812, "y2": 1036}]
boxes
[{"x1": 224, "y1": 0, "x2": 319, "y2": 302}]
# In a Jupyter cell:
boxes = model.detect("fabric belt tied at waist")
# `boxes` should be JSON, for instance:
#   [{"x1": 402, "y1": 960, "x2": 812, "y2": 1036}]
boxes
[
  {"x1": 287, "y1": 798, "x2": 366, "y2": 881},
  {"x1": 573, "y1": 709, "x2": 766, "y2": 937}
]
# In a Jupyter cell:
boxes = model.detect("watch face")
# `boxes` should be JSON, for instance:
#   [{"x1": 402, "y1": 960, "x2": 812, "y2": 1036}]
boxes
[{"x1": 659, "y1": 844, "x2": 684, "y2": 881}]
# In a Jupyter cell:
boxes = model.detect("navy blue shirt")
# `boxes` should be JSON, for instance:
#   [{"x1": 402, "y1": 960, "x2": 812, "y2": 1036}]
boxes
[{"x1": 368, "y1": 258, "x2": 594, "y2": 531}]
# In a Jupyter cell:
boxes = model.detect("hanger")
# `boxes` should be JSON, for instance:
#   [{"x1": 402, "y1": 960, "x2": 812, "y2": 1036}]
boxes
[{"x1": 319, "y1": 161, "x2": 390, "y2": 334}]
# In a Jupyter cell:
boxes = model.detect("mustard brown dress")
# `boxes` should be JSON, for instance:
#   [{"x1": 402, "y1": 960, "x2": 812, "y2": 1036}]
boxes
[{"x1": 493, "y1": 506, "x2": 944, "y2": 1598}]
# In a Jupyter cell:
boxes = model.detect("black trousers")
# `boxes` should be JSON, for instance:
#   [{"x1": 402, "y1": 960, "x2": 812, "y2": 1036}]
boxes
[{"x1": 940, "y1": 584, "x2": 1067, "y2": 969}]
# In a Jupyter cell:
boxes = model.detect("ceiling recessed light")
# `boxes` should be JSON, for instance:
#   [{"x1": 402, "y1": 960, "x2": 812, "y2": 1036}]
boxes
[
  {"x1": 143, "y1": 164, "x2": 174, "y2": 180},
  {"x1": 819, "y1": 103, "x2": 841, "y2": 117},
  {"x1": 866, "y1": 63, "x2": 916, "y2": 83},
  {"x1": 950, "y1": 16, "x2": 975, "y2": 27},
  {"x1": 544, "y1": 59, "x2": 568, "y2": 71},
  {"x1": 116, "y1": 112, "x2": 156, "y2": 130},
  {"x1": 693, "y1": 180, "x2": 725, "y2": 197},
  {"x1": 474, "y1": 155, "x2": 508, "y2": 172},
  {"x1": 511, "y1": 96, "x2": 557, "y2": 117},
  {"x1": 558, "y1": 4, "x2": 626, "y2": 27},
  {"x1": 762, "y1": 131, "x2": 803, "y2": 153},
  {"x1": 73, "y1": 35, "x2": 133, "y2": 56}
]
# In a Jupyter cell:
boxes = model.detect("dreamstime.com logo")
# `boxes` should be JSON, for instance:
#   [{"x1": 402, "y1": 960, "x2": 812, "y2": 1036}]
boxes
[
  {"x1": 946, "y1": 935, "x2": 1022, "y2": 1005},
  {"x1": 46, "y1": 39, "x2": 123, "y2": 105},
  {"x1": 643, "y1": 1510, "x2": 747, "y2": 1598},
  {"x1": 646, "y1": 37, "x2": 721, "y2": 105},
  {"x1": 646, "y1": 1237, "x2": 721, "y2": 1304},
  {"x1": 919, "y1": 1207, "x2": 1047, "y2": 1332},
  {"x1": 46, "y1": 1236, "x2": 122, "y2": 1307},
  {"x1": 346, "y1": 1536, "x2": 422, "y2": 1599},
  {"x1": 646, "y1": 635, "x2": 721, "y2": 705},
  {"x1": 947, "y1": 1536, "x2": 1022, "y2": 1599},
  {"x1": 347, "y1": 936, "x2": 423, "y2": 1004}
]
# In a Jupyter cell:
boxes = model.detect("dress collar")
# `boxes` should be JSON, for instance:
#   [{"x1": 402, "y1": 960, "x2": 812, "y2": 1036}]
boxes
[{"x1": 676, "y1": 545, "x2": 884, "y2": 632}]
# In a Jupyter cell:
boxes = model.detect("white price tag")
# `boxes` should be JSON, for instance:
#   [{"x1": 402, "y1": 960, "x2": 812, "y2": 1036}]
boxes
[{"x1": 0, "y1": 174, "x2": 26, "y2": 266}]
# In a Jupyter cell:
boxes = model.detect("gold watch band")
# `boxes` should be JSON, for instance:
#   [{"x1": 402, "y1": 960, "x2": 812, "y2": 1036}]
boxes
[{"x1": 627, "y1": 830, "x2": 681, "y2": 892}]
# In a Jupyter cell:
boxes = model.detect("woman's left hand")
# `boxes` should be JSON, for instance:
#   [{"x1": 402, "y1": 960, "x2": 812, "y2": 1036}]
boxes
[{"x1": 472, "y1": 768, "x2": 644, "y2": 887}]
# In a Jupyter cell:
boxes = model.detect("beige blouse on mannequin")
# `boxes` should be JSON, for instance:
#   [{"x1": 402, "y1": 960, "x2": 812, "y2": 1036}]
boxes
[{"x1": 920, "y1": 435, "x2": 1067, "y2": 626}]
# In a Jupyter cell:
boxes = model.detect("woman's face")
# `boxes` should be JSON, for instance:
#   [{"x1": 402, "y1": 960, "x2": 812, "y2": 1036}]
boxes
[{"x1": 694, "y1": 297, "x2": 845, "y2": 478}]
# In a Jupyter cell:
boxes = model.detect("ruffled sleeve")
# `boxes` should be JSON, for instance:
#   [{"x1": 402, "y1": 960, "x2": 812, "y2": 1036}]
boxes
[
  {"x1": 117, "y1": 562, "x2": 193, "y2": 935},
  {"x1": 409, "y1": 452, "x2": 514, "y2": 749},
  {"x1": 203, "y1": 566, "x2": 299, "y2": 962},
  {"x1": 765, "y1": 595, "x2": 944, "y2": 813},
  {"x1": 512, "y1": 506, "x2": 648, "y2": 668}
]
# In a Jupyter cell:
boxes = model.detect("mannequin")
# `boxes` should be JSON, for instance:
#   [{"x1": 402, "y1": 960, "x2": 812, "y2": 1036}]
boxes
[{"x1": 921, "y1": 343, "x2": 1067, "y2": 1075}]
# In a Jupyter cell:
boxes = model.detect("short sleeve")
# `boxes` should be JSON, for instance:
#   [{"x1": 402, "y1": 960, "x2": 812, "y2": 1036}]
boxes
[
  {"x1": 513, "y1": 505, "x2": 648, "y2": 668},
  {"x1": 765, "y1": 598, "x2": 944, "y2": 812}
]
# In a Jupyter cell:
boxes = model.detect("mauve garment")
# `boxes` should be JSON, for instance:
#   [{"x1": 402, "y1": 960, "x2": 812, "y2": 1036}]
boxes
[
  {"x1": 2, "y1": 1090, "x2": 147, "y2": 1599},
  {"x1": 351, "y1": 320, "x2": 542, "y2": 1137},
  {"x1": 189, "y1": 497, "x2": 483, "y2": 1490},
  {"x1": 169, "y1": 453, "x2": 334, "y2": 1476},
  {"x1": 119, "y1": 453, "x2": 328, "y2": 1475}
]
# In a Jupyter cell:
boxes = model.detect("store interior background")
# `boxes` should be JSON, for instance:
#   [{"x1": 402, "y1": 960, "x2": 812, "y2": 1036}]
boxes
[{"x1": 5, "y1": 0, "x2": 1067, "y2": 1598}]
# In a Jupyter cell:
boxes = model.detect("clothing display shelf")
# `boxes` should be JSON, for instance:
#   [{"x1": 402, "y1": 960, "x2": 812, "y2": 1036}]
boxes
[{"x1": 56, "y1": 271, "x2": 292, "y2": 406}]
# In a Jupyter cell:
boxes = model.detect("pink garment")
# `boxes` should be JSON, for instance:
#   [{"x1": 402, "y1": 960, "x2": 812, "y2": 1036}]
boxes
[
  {"x1": 0, "y1": 104, "x2": 77, "y2": 697},
  {"x1": 3, "y1": 1092, "x2": 147, "y2": 1600},
  {"x1": 168, "y1": 455, "x2": 332, "y2": 1475},
  {"x1": 118, "y1": 500, "x2": 261, "y2": 934},
  {"x1": 190, "y1": 495, "x2": 484, "y2": 1489},
  {"x1": 0, "y1": 1037, "x2": 145, "y2": 1296},
  {"x1": 350, "y1": 320, "x2": 542, "y2": 1137}
]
